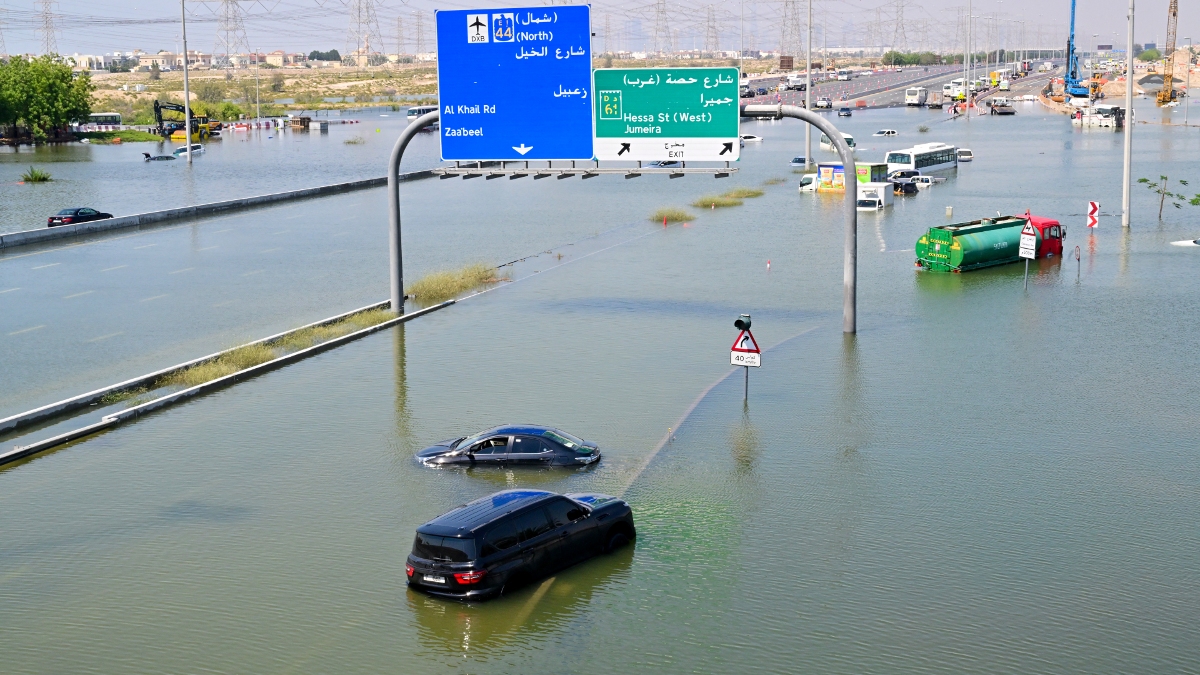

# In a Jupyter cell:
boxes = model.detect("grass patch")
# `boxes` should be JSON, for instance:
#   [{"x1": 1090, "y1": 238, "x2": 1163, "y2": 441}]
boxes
[
  {"x1": 692, "y1": 195, "x2": 743, "y2": 208},
  {"x1": 99, "y1": 387, "x2": 149, "y2": 405},
  {"x1": 762, "y1": 177, "x2": 786, "y2": 185},
  {"x1": 20, "y1": 167, "x2": 51, "y2": 182},
  {"x1": 650, "y1": 207, "x2": 695, "y2": 223},
  {"x1": 343, "y1": 135, "x2": 366, "y2": 145},
  {"x1": 406, "y1": 263, "x2": 505, "y2": 304},
  {"x1": 722, "y1": 187, "x2": 765, "y2": 199},
  {"x1": 159, "y1": 343, "x2": 276, "y2": 389},
  {"x1": 270, "y1": 307, "x2": 393, "y2": 352},
  {"x1": 76, "y1": 130, "x2": 163, "y2": 143},
  {"x1": 918, "y1": 125, "x2": 930, "y2": 133}
]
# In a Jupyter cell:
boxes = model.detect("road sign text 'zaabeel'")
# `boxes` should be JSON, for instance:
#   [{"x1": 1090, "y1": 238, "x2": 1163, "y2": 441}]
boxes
[{"x1": 435, "y1": 6, "x2": 593, "y2": 161}]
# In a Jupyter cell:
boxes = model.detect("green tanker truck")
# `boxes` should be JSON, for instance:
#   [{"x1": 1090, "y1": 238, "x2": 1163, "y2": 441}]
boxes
[{"x1": 915, "y1": 213, "x2": 1065, "y2": 273}]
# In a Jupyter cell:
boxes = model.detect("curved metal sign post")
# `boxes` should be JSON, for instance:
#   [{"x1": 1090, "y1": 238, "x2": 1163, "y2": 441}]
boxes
[
  {"x1": 740, "y1": 104, "x2": 858, "y2": 333},
  {"x1": 387, "y1": 110, "x2": 441, "y2": 313}
]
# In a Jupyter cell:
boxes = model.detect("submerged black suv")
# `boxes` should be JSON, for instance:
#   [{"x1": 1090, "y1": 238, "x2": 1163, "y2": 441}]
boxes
[{"x1": 406, "y1": 489, "x2": 635, "y2": 600}]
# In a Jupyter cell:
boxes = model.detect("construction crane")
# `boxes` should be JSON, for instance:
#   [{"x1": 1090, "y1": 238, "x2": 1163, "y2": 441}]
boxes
[
  {"x1": 1063, "y1": 0, "x2": 1091, "y2": 98},
  {"x1": 1157, "y1": 0, "x2": 1179, "y2": 105}
]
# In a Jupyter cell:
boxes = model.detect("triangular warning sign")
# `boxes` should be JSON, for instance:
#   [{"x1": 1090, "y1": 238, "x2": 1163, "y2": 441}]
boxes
[
  {"x1": 730, "y1": 330, "x2": 760, "y2": 353},
  {"x1": 1021, "y1": 222, "x2": 1037, "y2": 236}
]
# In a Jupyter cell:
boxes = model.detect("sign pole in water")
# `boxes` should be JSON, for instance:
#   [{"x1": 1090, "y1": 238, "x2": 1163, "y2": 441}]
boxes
[
  {"x1": 730, "y1": 314, "x2": 760, "y2": 403},
  {"x1": 1019, "y1": 221, "x2": 1037, "y2": 290},
  {"x1": 435, "y1": 6, "x2": 594, "y2": 161}
]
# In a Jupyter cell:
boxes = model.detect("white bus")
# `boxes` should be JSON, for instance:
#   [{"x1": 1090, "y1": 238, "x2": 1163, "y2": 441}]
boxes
[
  {"x1": 905, "y1": 87, "x2": 928, "y2": 106},
  {"x1": 885, "y1": 142, "x2": 958, "y2": 173},
  {"x1": 836, "y1": 68, "x2": 853, "y2": 81}
]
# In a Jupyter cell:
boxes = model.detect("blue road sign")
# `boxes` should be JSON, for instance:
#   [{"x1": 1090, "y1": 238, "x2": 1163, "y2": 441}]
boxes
[{"x1": 435, "y1": 6, "x2": 593, "y2": 161}]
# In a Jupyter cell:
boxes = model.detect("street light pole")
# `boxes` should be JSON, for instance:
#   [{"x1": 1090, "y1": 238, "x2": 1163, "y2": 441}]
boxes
[
  {"x1": 181, "y1": 0, "x2": 192, "y2": 165},
  {"x1": 805, "y1": 0, "x2": 812, "y2": 169},
  {"x1": 254, "y1": 47, "x2": 261, "y2": 120},
  {"x1": 1122, "y1": 0, "x2": 1134, "y2": 227},
  {"x1": 1185, "y1": 38, "x2": 1192, "y2": 128}
]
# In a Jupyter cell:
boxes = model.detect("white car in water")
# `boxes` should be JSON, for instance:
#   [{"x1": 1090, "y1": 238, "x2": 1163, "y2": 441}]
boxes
[
  {"x1": 873, "y1": 129, "x2": 899, "y2": 137},
  {"x1": 797, "y1": 174, "x2": 817, "y2": 192},
  {"x1": 740, "y1": 134, "x2": 763, "y2": 143}
]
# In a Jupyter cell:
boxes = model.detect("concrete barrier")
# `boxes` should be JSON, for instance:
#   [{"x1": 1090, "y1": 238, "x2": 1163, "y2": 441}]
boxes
[
  {"x1": 0, "y1": 300, "x2": 453, "y2": 468},
  {"x1": 0, "y1": 170, "x2": 432, "y2": 251}
]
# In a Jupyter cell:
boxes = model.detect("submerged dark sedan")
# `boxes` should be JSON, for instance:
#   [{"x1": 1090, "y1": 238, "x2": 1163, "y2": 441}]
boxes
[
  {"x1": 416, "y1": 425, "x2": 600, "y2": 468},
  {"x1": 47, "y1": 207, "x2": 113, "y2": 227}
]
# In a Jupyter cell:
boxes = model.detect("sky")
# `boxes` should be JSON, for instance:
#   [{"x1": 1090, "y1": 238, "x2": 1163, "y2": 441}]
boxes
[{"x1": 0, "y1": 0, "x2": 1194, "y2": 59}]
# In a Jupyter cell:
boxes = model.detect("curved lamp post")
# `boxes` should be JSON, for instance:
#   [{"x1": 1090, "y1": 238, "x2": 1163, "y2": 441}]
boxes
[{"x1": 387, "y1": 110, "x2": 440, "y2": 313}]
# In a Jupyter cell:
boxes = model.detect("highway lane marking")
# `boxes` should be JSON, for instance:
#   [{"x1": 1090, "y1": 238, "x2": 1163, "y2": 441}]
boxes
[
  {"x1": 260, "y1": 247, "x2": 281, "y2": 253},
  {"x1": 198, "y1": 246, "x2": 218, "y2": 251},
  {"x1": 32, "y1": 262, "x2": 60, "y2": 269},
  {"x1": 8, "y1": 325, "x2": 45, "y2": 336},
  {"x1": 212, "y1": 300, "x2": 235, "y2": 307},
  {"x1": 0, "y1": 287, "x2": 18, "y2": 294},
  {"x1": 100, "y1": 265, "x2": 128, "y2": 272},
  {"x1": 329, "y1": 250, "x2": 346, "y2": 254},
  {"x1": 241, "y1": 269, "x2": 264, "y2": 277},
  {"x1": 63, "y1": 290, "x2": 94, "y2": 299},
  {"x1": 87, "y1": 331, "x2": 124, "y2": 342},
  {"x1": 169, "y1": 267, "x2": 195, "y2": 274},
  {"x1": 134, "y1": 244, "x2": 156, "y2": 250},
  {"x1": 213, "y1": 229, "x2": 233, "y2": 234},
  {"x1": 140, "y1": 294, "x2": 168, "y2": 302}
]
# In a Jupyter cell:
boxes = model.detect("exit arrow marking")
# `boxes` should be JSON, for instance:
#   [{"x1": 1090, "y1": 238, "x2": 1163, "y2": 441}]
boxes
[
  {"x1": 513, "y1": 144, "x2": 533, "y2": 155},
  {"x1": 719, "y1": 142, "x2": 733, "y2": 155},
  {"x1": 618, "y1": 142, "x2": 631, "y2": 156}
]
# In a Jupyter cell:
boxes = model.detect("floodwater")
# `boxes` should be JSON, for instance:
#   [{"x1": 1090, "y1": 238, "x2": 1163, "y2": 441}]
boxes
[
  {"x1": 2, "y1": 99, "x2": 1199, "y2": 674},
  {"x1": 0, "y1": 108, "x2": 441, "y2": 235}
]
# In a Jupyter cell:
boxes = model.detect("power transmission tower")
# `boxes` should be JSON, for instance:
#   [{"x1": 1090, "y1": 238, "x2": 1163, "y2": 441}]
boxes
[
  {"x1": 652, "y1": 0, "x2": 671, "y2": 54},
  {"x1": 779, "y1": 0, "x2": 802, "y2": 61},
  {"x1": 0, "y1": 10, "x2": 8, "y2": 56},
  {"x1": 704, "y1": 5, "x2": 720, "y2": 54},
  {"x1": 347, "y1": 0, "x2": 383, "y2": 66},
  {"x1": 604, "y1": 13, "x2": 612, "y2": 55},
  {"x1": 207, "y1": 0, "x2": 250, "y2": 69},
  {"x1": 37, "y1": 0, "x2": 58, "y2": 55},
  {"x1": 414, "y1": 10, "x2": 426, "y2": 55},
  {"x1": 891, "y1": 0, "x2": 907, "y2": 54},
  {"x1": 395, "y1": 16, "x2": 405, "y2": 55}
]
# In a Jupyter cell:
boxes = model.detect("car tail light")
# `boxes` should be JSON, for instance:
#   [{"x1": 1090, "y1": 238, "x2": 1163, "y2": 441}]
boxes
[
  {"x1": 405, "y1": 563, "x2": 414, "y2": 578},
  {"x1": 63, "y1": 217, "x2": 74, "y2": 223},
  {"x1": 453, "y1": 570, "x2": 486, "y2": 585}
]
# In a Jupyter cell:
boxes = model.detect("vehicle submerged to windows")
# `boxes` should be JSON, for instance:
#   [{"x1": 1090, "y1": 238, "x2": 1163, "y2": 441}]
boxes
[
  {"x1": 415, "y1": 425, "x2": 601, "y2": 468},
  {"x1": 407, "y1": 489, "x2": 636, "y2": 600}
]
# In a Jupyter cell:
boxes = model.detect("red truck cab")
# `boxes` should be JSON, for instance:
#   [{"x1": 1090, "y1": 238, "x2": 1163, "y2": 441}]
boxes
[{"x1": 1026, "y1": 212, "x2": 1065, "y2": 258}]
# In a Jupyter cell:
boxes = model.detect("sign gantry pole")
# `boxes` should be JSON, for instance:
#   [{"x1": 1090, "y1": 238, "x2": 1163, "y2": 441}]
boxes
[
  {"x1": 741, "y1": 104, "x2": 858, "y2": 333},
  {"x1": 388, "y1": 110, "x2": 440, "y2": 313}
]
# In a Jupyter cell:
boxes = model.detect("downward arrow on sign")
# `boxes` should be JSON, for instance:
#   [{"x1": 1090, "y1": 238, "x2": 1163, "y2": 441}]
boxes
[{"x1": 512, "y1": 144, "x2": 533, "y2": 155}]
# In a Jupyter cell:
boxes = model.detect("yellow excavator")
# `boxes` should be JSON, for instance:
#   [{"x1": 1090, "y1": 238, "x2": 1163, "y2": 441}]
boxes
[{"x1": 1156, "y1": 0, "x2": 1178, "y2": 105}]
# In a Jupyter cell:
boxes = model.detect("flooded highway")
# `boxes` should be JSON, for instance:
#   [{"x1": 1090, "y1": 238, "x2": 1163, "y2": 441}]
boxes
[{"x1": 2, "y1": 99, "x2": 1199, "y2": 673}]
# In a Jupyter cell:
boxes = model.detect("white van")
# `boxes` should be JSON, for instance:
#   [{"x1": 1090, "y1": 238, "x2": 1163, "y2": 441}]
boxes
[
  {"x1": 836, "y1": 68, "x2": 852, "y2": 81},
  {"x1": 820, "y1": 132, "x2": 856, "y2": 151},
  {"x1": 786, "y1": 74, "x2": 809, "y2": 90},
  {"x1": 905, "y1": 87, "x2": 928, "y2": 106}
]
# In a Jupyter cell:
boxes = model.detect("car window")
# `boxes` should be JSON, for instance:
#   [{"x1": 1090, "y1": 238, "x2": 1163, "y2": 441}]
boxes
[
  {"x1": 541, "y1": 429, "x2": 585, "y2": 450},
  {"x1": 411, "y1": 533, "x2": 476, "y2": 562},
  {"x1": 481, "y1": 520, "x2": 520, "y2": 556},
  {"x1": 512, "y1": 508, "x2": 553, "y2": 542},
  {"x1": 512, "y1": 436, "x2": 551, "y2": 454},
  {"x1": 79, "y1": 208, "x2": 95, "y2": 215},
  {"x1": 471, "y1": 436, "x2": 508, "y2": 455},
  {"x1": 544, "y1": 498, "x2": 587, "y2": 528},
  {"x1": 57, "y1": 209, "x2": 76, "y2": 215}
]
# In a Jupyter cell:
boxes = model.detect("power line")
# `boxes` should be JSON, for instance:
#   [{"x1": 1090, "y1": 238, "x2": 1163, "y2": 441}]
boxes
[{"x1": 346, "y1": 0, "x2": 383, "y2": 64}]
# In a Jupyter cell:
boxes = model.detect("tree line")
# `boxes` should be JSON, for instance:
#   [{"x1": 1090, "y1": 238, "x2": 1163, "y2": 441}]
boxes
[{"x1": 0, "y1": 55, "x2": 94, "y2": 142}]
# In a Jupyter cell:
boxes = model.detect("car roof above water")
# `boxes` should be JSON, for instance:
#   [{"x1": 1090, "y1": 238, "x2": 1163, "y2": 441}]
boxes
[{"x1": 418, "y1": 490, "x2": 557, "y2": 537}]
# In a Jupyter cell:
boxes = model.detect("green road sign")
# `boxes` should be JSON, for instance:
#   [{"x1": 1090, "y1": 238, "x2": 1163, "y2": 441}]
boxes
[{"x1": 593, "y1": 67, "x2": 740, "y2": 161}]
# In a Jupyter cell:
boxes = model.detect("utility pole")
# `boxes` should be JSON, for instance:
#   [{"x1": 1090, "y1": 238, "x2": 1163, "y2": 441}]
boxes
[
  {"x1": 254, "y1": 47, "x2": 261, "y2": 119},
  {"x1": 805, "y1": 0, "x2": 812, "y2": 169},
  {"x1": 182, "y1": 0, "x2": 192, "y2": 165},
  {"x1": 1122, "y1": 0, "x2": 1134, "y2": 227}
]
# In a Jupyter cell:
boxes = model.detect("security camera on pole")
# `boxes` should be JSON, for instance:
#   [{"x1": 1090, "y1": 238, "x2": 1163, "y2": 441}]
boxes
[{"x1": 730, "y1": 314, "x2": 760, "y2": 402}]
